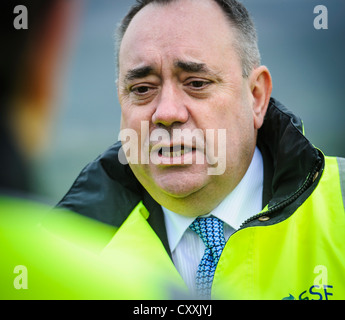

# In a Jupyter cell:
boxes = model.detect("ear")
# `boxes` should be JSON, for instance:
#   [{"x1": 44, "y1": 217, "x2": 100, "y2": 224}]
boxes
[{"x1": 249, "y1": 66, "x2": 272, "y2": 130}]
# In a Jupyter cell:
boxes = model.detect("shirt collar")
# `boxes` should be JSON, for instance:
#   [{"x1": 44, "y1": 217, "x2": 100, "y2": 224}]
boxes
[{"x1": 162, "y1": 146, "x2": 264, "y2": 253}]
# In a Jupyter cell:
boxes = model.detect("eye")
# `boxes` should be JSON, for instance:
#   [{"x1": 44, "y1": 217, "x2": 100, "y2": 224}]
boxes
[
  {"x1": 190, "y1": 81, "x2": 206, "y2": 88},
  {"x1": 131, "y1": 85, "x2": 151, "y2": 95},
  {"x1": 128, "y1": 83, "x2": 158, "y2": 104},
  {"x1": 186, "y1": 79, "x2": 212, "y2": 90}
]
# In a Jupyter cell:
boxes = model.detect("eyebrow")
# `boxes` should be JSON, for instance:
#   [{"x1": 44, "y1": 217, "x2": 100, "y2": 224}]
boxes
[
  {"x1": 123, "y1": 60, "x2": 216, "y2": 83},
  {"x1": 174, "y1": 60, "x2": 209, "y2": 73},
  {"x1": 124, "y1": 66, "x2": 154, "y2": 82}
]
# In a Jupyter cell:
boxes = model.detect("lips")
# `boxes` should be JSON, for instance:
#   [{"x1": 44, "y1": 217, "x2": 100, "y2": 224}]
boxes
[
  {"x1": 148, "y1": 143, "x2": 200, "y2": 165},
  {"x1": 159, "y1": 146, "x2": 194, "y2": 158}
]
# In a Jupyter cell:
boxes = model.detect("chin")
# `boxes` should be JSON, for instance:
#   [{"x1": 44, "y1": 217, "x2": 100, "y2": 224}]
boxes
[{"x1": 155, "y1": 175, "x2": 208, "y2": 199}]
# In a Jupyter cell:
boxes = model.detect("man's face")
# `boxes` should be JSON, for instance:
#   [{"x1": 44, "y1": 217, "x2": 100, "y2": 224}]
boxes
[{"x1": 118, "y1": 0, "x2": 262, "y2": 216}]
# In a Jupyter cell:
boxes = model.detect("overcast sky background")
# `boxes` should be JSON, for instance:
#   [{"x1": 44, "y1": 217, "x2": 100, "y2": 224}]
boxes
[{"x1": 33, "y1": 0, "x2": 345, "y2": 204}]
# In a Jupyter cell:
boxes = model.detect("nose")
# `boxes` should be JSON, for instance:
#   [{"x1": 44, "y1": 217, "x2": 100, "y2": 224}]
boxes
[{"x1": 152, "y1": 84, "x2": 189, "y2": 127}]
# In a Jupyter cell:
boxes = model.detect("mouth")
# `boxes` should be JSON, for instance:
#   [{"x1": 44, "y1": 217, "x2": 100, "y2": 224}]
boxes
[{"x1": 158, "y1": 146, "x2": 194, "y2": 158}]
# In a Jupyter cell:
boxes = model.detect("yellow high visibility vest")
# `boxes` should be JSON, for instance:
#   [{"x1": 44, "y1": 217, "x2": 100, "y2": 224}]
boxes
[
  {"x1": 104, "y1": 156, "x2": 345, "y2": 300},
  {"x1": 2, "y1": 156, "x2": 344, "y2": 299},
  {"x1": 213, "y1": 156, "x2": 345, "y2": 299}
]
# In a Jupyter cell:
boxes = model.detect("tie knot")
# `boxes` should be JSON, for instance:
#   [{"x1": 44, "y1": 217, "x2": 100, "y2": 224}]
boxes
[{"x1": 189, "y1": 216, "x2": 225, "y2": 250}]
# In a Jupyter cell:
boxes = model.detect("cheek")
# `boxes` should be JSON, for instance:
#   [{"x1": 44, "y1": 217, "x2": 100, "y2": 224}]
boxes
[
  {"x1": 207, "y1": 99, "x2": 255, "y2": 163},
  {"x1": 225, "y1": 106, "x2": 255, "y2": 148},
  {"x1": 121, "y1": 102, "x2": 150, "y2": 131},
  {"x1": 120, "y1": 109, "x2": 154, "y2": 164}
]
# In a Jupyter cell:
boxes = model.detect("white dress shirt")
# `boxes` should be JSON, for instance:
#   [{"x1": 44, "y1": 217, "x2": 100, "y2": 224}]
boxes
[{"x1": 162, "y1": 147, "x2": 264, "y2": 295}]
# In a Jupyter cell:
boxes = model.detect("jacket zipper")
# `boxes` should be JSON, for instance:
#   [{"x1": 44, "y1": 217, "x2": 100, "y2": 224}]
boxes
[{"x1": 239, "y1": 158, "x2": 323, "y2": 229}]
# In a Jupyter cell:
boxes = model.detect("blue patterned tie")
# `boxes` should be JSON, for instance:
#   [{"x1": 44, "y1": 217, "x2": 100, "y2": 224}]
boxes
[{"x1": 189, "y1": 216, "x2": 226, "y2": 299}]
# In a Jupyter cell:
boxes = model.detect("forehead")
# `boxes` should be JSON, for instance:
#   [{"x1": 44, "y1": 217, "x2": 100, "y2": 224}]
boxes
[{"x1": 119, "y1": 0, "x2": 239, "y2": 74}]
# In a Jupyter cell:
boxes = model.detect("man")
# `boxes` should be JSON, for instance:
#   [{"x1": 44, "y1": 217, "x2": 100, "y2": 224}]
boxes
[{"x1": 57, "y1": 0, "x2": 345, "y2": 299}]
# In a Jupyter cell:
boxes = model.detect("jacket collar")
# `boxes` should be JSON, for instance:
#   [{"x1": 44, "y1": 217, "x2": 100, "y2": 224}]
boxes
[
  {"x1": 249, "y1": 98, "x2": 323, "y2": 227},
  {"x1": 259, "y1": 98, "x2": 320, "y2": 204}
]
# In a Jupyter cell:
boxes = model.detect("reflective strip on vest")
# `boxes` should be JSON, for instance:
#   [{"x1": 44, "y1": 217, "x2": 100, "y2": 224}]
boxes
[{"x1": 337, "y1": 157, "x2": 345, "y2": 211}]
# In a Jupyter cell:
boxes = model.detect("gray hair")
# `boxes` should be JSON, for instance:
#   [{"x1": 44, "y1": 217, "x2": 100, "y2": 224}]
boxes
[{"x1": 115, "y1": 0, "x2": 261, "y2": 78}]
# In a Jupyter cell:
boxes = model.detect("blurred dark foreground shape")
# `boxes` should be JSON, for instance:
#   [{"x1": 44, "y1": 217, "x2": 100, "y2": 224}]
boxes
[{"x1": 0, "y1": 0, "x2": 185, "y2": 299}]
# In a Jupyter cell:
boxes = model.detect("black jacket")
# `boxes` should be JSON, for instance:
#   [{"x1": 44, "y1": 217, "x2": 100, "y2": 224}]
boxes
[{"x1": 57, "y1": 98, "x2": 324, "y2": 256}]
